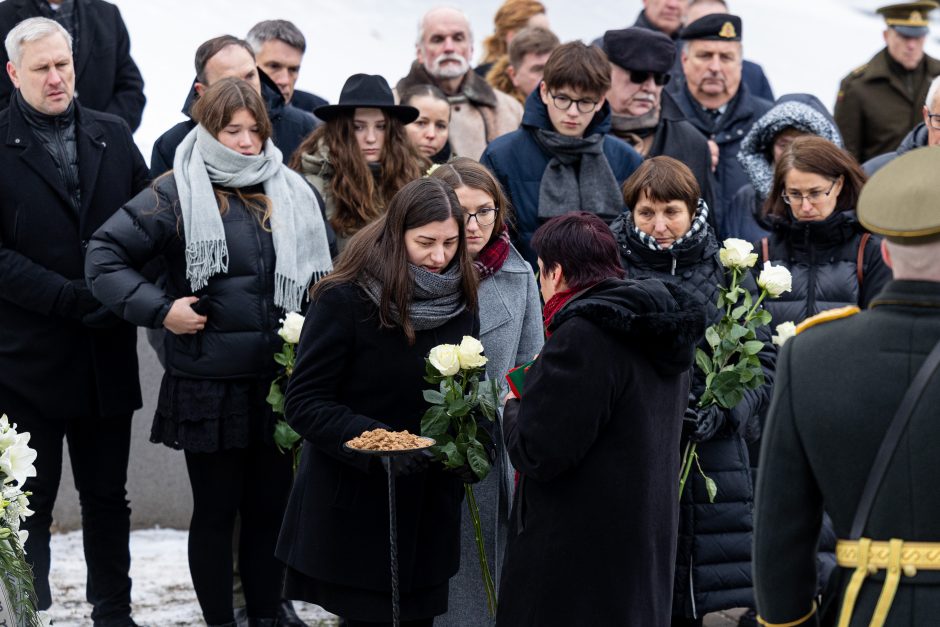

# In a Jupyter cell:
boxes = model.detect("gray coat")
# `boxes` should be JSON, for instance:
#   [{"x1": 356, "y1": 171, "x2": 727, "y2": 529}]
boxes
[{"x1": 439, "y1": 245, "x2": 543, "y2": 626}]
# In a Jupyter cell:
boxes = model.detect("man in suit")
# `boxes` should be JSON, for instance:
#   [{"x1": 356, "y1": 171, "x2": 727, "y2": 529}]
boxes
[
  {"x1": 0, "y1": 17, "x2": 148, "y2": 626},
  {"x1": 754, "y1": 146, "x2": 940, "y2": 626},
  {"x1": 0, "y1": 0, "x2": 145, "y2": 131}
]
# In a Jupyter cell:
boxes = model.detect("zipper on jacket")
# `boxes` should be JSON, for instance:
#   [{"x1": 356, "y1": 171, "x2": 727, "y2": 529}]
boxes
[
  {"x1": 671, "y1": 255, "x2": 678, "y2": 276},
  {"x1": 251, "y1": 205, "x2": 273, "y2": 341},
  {"x1": 804, "y1": 226, "x2": 817, "y2": 318}
]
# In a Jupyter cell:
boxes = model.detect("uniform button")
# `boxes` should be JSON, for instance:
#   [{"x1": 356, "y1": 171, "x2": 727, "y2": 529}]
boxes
[{"x1": 14, "y1": 138, "x2": 20, "y2": 143}]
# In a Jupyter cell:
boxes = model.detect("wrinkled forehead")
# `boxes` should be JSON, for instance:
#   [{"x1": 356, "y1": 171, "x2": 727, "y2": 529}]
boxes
[
  {"x1": 422, "y1": 10, "x2": 470, "y2": 42},
  {"x1": 19, "y1": 32, "x2": 71, "y2": 65}
]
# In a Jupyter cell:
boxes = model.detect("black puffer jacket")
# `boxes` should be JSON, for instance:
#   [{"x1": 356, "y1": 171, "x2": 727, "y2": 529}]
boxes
[
  {"x1": 757, "y1": 210, "x2": 891, "y2": 326},
  {"x1": 86, "y1": 176, "x2": 284, "y2": 380},
  {"x1": 610, "y1": 214, "x2": 776, "y2": 617}
]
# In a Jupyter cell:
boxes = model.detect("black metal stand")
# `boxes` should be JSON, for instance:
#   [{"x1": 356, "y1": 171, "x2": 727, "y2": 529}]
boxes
[{"x1": 380, "y1": 457, "x2": 401, "y2": 627}]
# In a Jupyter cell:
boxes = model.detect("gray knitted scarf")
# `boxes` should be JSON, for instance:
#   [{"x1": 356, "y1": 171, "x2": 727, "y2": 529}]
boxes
[
  {"x1": 173, "y1": 125, "x2": 333, "y2": 312},
  {"x1": 533, "y1": 129, "x2": 623, "y2": 220},
  {"x1": 360, "y1": 263, "x2": 466, "y2": 331}
]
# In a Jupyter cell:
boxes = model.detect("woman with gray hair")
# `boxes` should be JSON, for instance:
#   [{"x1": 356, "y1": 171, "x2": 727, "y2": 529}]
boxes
[{"x1": 724, "y1": 94, "x2": 843, "y2": 241}]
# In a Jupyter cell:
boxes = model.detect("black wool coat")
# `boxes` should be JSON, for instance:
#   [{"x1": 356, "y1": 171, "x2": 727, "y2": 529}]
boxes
[
  {"x1": 149, "y1": 73, "x2": 318, "y2": 178},
  {"x1": 754, "y1": 280, "x2": 940, "y2": 627},
  {"x1": 610, "y1": 218, "x2": 776, "y2": 616},
  {"x1": 276, "y1": 283, "x2": 478, "y2": 606},
  {"x1": 85, "y1": 177, "x2": 296, "y2": 380},
  {"x1": 0, "y1": 96, "x2": 148, "y2": 421},
  {"x1": 0, "y1": 0, "x2": 146, "y2": 131},
  {"x1": 496, "y1": 278, "x2": 705, "y2": 627},
  {"x1": 758, "y1": 210, "x2": 892, "y2": 326}
]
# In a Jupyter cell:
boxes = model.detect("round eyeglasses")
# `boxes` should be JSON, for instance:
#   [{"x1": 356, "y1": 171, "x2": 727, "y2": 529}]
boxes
[{"x1": 548, "y1": 91, "x2": 599, "y2": 114}]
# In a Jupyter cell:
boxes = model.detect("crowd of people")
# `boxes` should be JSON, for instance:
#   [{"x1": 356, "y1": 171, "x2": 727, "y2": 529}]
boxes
[{"x1": 2, "y1": 0, "x2": 940, "y2": 626}]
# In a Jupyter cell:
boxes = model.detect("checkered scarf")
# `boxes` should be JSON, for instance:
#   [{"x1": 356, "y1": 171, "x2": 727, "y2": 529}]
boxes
[{"x1": 630, "y1": 199, "x2": 710, "y2": 251}]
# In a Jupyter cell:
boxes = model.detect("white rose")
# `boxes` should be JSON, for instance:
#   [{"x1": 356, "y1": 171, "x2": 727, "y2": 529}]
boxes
[
  {"x1": 0, "y1": 432, "x2": 37, "y2": 487},
  {"x1": 457, "y1": 336, "x2": 488, "y2": 370},
  {"x1": 278, "y1": 312, "x2": 305, "y2": 344},
  {"x1": 429, "y1": 344, "x2": 461, "y2": 376},
  {"x1": 757, "y1": 262, "x2": 793, "y2": 298},
  {"x1": 719, "y1": 238, "x2": 758, "y2": 269},
  {"x1": 772, "y1": 321, "x2": 797, "y2": 347}
]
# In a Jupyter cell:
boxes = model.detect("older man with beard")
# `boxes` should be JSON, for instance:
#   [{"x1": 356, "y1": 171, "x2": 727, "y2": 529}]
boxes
[
  {"x1": 602, "y1": 26, "x2": 717, "y2": 226},
  {"x1": 667, "y1": 13, "x2": 770, "y2": 228},
  {"x1": 397, "y1": 6, "x2": 523, "y2": 160}
]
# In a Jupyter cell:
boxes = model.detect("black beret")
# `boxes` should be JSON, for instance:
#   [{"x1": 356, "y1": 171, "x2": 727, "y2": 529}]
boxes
[
  {"x1": 602, "y1": 27, "x2": 676, "y2": 73},
  {"x1": 679, "y1": 13, "x2": 743, "y2": 41}
]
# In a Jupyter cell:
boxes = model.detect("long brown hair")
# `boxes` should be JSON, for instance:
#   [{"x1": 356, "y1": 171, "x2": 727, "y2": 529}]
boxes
[
  {"x1": 290, "y1": 109, "x2": 427, "y2": 238},
  {"x1": 313, "y1": 177, "x2": 478, "y2": 344},
  {"x1": 189, "y1": 77, "x2": 273, "y2": 225},
  {"x1": 430, "y1": 157, "x2": 512, "y2": 248},
  {"x1": 764, "y1": 135, "x2": 867, "y2": 220},
  {"x1": 481, "y1": 0, "x2": 546, "y2": 65}
]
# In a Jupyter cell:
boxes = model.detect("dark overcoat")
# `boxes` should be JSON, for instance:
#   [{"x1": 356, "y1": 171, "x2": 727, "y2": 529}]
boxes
[
  {"x1": 276, "y1": 283, "x2": 478, "y2": 618},
  {"x1": 754, "y1": 280, "x2": 940, "y2": 626},
  {"x1": 0, "y1": 96, "x2": 148, "y2": 421},
  {"x1": 480, "y1": 90, "x2": 642, "y2": 266},
  {"x1": 496, "y1": 278, "x2": 704, "y2": 627},
  {"x1": 0, "y1": 0, "x2": 146, "y2": 131}
]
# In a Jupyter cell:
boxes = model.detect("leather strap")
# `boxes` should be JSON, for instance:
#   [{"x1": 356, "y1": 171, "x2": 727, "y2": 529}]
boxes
[
  {"x1": 857, "y1": 232, "x2": 870, "y2": 286},
  {"x1": 850, "y1": 337, "x2": 940, "y2": 539}
]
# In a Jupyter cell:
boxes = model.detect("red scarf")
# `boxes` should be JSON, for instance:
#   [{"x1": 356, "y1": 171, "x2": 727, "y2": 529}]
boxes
[
  {"x1": 473, "y1": 226, "x2": 511, "y2": 281},
  {"x1": 541, "y1": 288, "x2": 579, "y2": 338}
]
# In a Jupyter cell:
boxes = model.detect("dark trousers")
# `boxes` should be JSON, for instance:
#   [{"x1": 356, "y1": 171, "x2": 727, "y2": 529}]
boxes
[
  {"x1": 184, "y1": 442, "x2": 292, "y2": 625},
  {"x1": 19, "y1": 409, "x2": 134, "y2": 624}
]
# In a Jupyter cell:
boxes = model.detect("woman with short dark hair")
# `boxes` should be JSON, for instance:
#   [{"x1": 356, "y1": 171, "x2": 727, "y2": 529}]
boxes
[
  {"x1": 86, "y1": 78, "x2": 334, "y2": 626},
  {"x1": 610, "y1": 156, "x2": 775, "y2": 626},
  {"x1": 277, "y1": 177, "x2": 480, "y2": 627},
  {"x1": 759, "y1": 135, "x2": 890, "y2": 325},
  {"x1": 496, "y1": 211, "x2": 704, "y2": 626}
]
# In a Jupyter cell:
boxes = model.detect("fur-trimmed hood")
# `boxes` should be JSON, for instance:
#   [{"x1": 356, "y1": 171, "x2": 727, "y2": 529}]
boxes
[
  {"x1": 737, "y1": 94, "x2": 842, "y2": 201},
  {"x1": 551, "y1": 278, "x2": 705, "y2": 376}
]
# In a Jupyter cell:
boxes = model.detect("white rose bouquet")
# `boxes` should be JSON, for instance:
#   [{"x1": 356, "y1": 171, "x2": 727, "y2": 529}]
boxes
[
  {"x1": 266, "y1": 312, "x2": 305, "y2": 471},
  {"x1": 420, "y1": 336, "x2": 500, "y2": 615},
  {"x1": 0, "y1": 414, "x2": 41, "y2": 627},
  {"x1": 680, "y1": 239, "x2": 793, "y2": 501}
]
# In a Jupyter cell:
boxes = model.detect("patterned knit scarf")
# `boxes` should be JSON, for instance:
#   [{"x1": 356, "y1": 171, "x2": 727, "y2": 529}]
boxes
[
  {"x1": 474, "y1": 227, "x2": 511, "y2": 281},
  {"x1": 629, "y1": 199, "x2": 710, "y2": 251},
  {"x1": 360, "y1": 263, "x2": 467, "y2": 332}
]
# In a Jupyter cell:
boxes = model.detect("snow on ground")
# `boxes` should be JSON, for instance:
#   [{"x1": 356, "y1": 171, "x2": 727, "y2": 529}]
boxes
[{"x1": 46, "y1": 529, "x2": 337, "y2": 626}]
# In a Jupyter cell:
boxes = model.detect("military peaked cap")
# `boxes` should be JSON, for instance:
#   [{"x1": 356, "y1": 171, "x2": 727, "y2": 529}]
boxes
[
  {"x1": 679, "y1": 13, "x2": 742, "y2": 41},
  {"x1": 877, "y1": 1, "x2": 938, "y2": 37},
  {"x1": 858, "y1": 147, "x2": 940, "y2": 243}
]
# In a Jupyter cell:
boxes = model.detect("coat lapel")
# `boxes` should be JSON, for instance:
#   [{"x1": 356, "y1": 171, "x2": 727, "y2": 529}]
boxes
[
  {"x1": 6, "y1": 104, "x2": 74, "y2": 212},
  {"x1": 73, "y1": 0, "x2": 94, "y2": 82},
  {"x1": 76, "y1": 107, "x2": 105, "y2": 223}
]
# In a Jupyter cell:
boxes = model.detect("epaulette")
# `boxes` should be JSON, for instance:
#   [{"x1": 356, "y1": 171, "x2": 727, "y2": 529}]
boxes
[
  {"x1": 850, "y1": 63, "x2": 868, "y2": 77},
  {"x1": 795, "y1": 305, "x2": 860, "y2": 335}
]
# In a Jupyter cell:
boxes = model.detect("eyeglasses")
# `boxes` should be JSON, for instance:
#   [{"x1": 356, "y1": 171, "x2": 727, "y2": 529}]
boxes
[
  {"x1": 547, "y1": 91, "x2": 599, "y2": 114},
  {"x1": 781, "y1": 179, "x2": 838, "y2": 206},
  {"x1": 628, "y1": 70, "x2": 670, "y2": 86},
  {"x1": 463, "y1": 207, "x2": 497, "y2": 226},
  {"x1": 928, "y1": 113, "x2": 940, "y2": 130}
]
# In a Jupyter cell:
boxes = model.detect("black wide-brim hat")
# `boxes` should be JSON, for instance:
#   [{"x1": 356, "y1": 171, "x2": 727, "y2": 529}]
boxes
[{"x1": 315, "y1": 73, "x2": 419, "y2": 124}]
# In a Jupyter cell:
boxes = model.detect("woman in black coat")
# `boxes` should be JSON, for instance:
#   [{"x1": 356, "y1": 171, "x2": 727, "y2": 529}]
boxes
[
  {"x1": 609, "y1": 157, "x2": 776, "y2": 626},
  {"x1": 758, "y1": 136, "x2": 891, "y2": 326},
  {"x1": 277, "y1": 177, "x2": 480, "y2": 627},
  {"x1": 85, "y1": 79, "x2": 334, "y2": 627},
  {"x1": 496, "y1": 212, "x2": 705, "y2": 627}
]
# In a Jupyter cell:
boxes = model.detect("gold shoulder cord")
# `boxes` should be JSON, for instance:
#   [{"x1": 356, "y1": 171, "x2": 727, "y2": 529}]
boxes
[{"x1": 757, "y1": 601, "x2": 817, "y2": 627}]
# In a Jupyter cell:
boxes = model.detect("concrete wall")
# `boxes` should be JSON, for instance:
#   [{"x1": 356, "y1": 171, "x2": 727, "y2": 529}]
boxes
[{"x1": 52, "y1": 330, "x2": 192, "y2": 531}]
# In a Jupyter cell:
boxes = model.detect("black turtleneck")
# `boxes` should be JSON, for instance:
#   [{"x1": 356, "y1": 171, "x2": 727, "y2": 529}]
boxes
[{"x1": 16, "y1": 90, "x2": 81, "y2": 213}]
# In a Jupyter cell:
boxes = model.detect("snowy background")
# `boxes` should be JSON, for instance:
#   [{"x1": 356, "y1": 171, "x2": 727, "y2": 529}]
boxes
[{"x1": 44, "y1": 0, "x2": 940, "y2": 624}]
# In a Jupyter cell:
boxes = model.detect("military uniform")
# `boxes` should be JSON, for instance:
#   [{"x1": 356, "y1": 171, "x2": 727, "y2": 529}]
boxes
[
  {"x1": 753, "y1": 147, "x2": 940, "y2": 626},
  {"x1": 834, "y1": 1, "x2": 940, "y2": 163}
]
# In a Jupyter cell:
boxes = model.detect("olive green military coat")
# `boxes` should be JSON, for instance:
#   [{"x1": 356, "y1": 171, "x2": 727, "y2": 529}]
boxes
[{"x1": 834, "y1": 48, "x2": 940, "y2": 163}]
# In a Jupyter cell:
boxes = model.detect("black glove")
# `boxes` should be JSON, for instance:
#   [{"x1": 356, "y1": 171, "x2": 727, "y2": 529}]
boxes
[
  {"x1": 53, "y1": 279, "x2": 101, "y2": 320},
  {"x1": 682, "y1": 405, "x2": 726, "y2": 443},
  {"x1": 390, "y1": 449, "x2": 434, "y2": 476},
  {"x1": 448, "y1": 462, "x2": 482, "y2": 484}
]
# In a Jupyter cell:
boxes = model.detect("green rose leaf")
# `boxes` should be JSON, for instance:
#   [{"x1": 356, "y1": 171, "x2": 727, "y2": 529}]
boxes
[
  {"x1": 423, "y1": 389, "x2": 445, "y2": 405},
  {"x1": 421, "y1": 405, "x2": 450, "y2": 437},
  {"x1": 704, "y1": 476, "x2": 718, "y2": 503},
  {"x1": 467, "y1": 443, "x2": 491, "y2": 481},
  {"x1": 705, "y1": 326, "x2": 721, "y2": 349},
  {"x1": 730, "y1": 324, "x2": 750, "y2": 341},
  {"x1": 447, "y1": 397, "x2": 471, "y2": 418},
  {"x1": 266, "y1": 381, "x2": 285, "y2": 415},
  {"x1": 743, "y1": 340, "x2": 765, "y2": 355},
  {"x1": 274, "y1": 352, "x2": 290, "y2": 366},
  {"x1": 695, "y1": 348, "x2": 713, "y2": 375},
  {"x1": 710, "y1": 370, "x2": 744, "y2": 409},
  {"x1": 724, "y1": 289, "x2": 739, "y2": 304},
  {"x1": 274, "y1": 419, "x2": 301, "y2": 453},
  {"x1": 731, "y1": 305, "x2": 748, "y2": 320}
]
